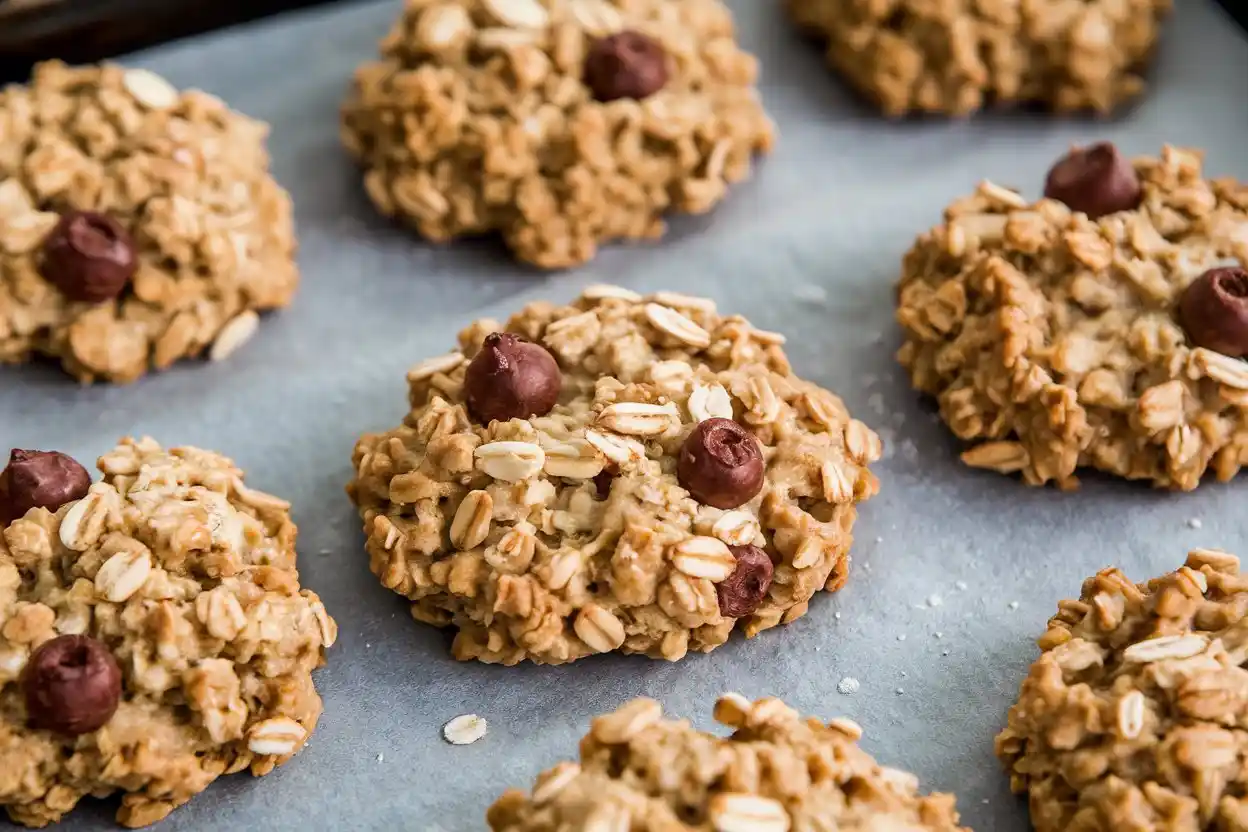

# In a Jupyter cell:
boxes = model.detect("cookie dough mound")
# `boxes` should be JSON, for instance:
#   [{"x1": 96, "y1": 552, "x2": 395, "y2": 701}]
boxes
[
  {"x1": 340, "y1": 0, "x2": 774, "y2": 268},
  {"x1": 489, "y1": 695, "x2": 968, "y2": 830},
  {"x1": 0, "y1": 61, "x2": 297, "y2": 383},
  {"x1": 786, "y1": 0, "x2": 1171, "y2": 116},
  {"x1": 0, "y1": 438, "x2": 336, "y2": 828},
  {"x1": 995, "y1": 549, "x2": 1248, "y2": 831},
  {"x1": 896, "y1": 145, "x2": 1248, "y2": 489},
  {"x1": 348, "y1": 287, "x2": 879, "y2": 665}
]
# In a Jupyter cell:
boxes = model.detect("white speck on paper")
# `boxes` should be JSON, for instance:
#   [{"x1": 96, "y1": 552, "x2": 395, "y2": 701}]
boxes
[
  {"x1": 1188, "y1": 517, "x2": 1203, "y2": 529},
  {"x1": 895, "y1": 688, "x2": 904, "y2": 695},
  {"x1": 927, "y1": 594, "x2": 943, "y2": 608},
  {"x1": 377, "y1": 753, "x2": 384, "y2": 763},
  {"x1": 934, "y1": 632, "x2": 944, "y2": 639},
  {"x1": 955, "y1": 580, "x2": 968, "y2": 591},
  {"x1": 897, "y1": 634, "x2": 907, "y2": 642},
  {"x1": 837, "y1": 677, "x2": 860, "y2": 695},
  {"x1": 1008, "y1": 601, "x2": 1019, "y2": 611},
  {"x1": 941, "y1": 650, "x2": 950, "y2": 657}
]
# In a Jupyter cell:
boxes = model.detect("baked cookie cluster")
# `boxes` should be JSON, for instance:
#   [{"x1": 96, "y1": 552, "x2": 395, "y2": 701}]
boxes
[
  {"x1": 786, "y1": 0, "x2": 1172, "y2": 116},
  {"x1": 997, "y1": 549, "x2": 1248, "y2": 832},
  {"x1": 0, "y1": 61, "x2": 297, "y2": 383},
  {"x1": 489, "y1": 694, "x2": 968, "y2": 830},
  {"x1": 897, "y1": 144, "x2": 1248, "y2": 489},
  {"x1": 340, "y1": 0, "x2": 774, "y2": 268},
  {"x1": 348, "y1": 286, "x2": 880, "y2": 665},
  {"x1": 0, "y1": 438, "x2": 336, "y2": 828}
]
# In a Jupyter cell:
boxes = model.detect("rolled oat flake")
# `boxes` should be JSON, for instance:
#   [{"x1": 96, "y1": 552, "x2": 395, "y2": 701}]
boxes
[{"x1": 443, "y1": 714, "x2": 488, "y2": 745}]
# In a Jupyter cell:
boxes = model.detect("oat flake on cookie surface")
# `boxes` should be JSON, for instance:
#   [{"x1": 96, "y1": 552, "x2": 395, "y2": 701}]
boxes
[
  {"x1": 785, "y1": 0, "x2": 1172, "y2": 117},
  {"x1": 996, "y1": 549, "x2": 1248, "y2": 831},
  {"x1": 339, "y1": 0, "x2": 775, "y2": 268},
  {"x1": 347, "y1": 287, "x2": 880, "y2": 665},
  {"x1": 0, "y1": 61, "x2": 297, "y2": 383},
  {"x1": 487, "y1": 695, "x2": 968, "y2": 830},
  {"x1": 0, "y1": 438, "x2": 336, "y2": 828},
  {"x1": 897, "y1": 144, "x2": 1248, "y2": 490}
]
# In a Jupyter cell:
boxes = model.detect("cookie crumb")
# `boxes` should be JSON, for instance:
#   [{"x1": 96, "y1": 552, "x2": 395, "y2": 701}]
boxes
[
  {"x1": 1008, "y1": 601, "x2": 1019, "y2": 610},
  {"x1": 377, "y1": 753, "x2": 384, "y2": 763},
  {"x1": 1188, "y1": 517, "x2": 1203, "y2": 529},
  {"x1": 926, "y1": 594, "x2": 943, "y2": 607},
  {"x1": 896, "y1": 634, "x2": 907, "y2": 642},
  {"x1": 934, "y1": 631, "x2": 944, "y2": 639},
  {"x1": 837, "y1": 677, "x2": 860, "y2": 695},
  {"x1": 895, "y1": 688, "x2": 904, "y2": 695},
  {"x1": 443, "y1": 714, "x2": 488, "y2": 745}
]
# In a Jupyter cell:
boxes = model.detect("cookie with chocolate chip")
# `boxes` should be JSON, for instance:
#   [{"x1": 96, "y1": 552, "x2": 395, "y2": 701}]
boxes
[
  {"x1": 0, "y1": 438, "x2": 336, "y2": 827},
  {"x1": 997, "y1": 549, "x2": 1248, "y2": 831},
  {"x1": 340, "y1": 0, "x2": 774, "y2": 268},
  {"x1": 896, "y1": 144, "x2": 1248, "y2": 489},
  {"x1": 0, "y1": 61, "x2": 297, "y2": 383},
  {"x1": 347, "y1": 287, "x2": 879, "y2": 665}
]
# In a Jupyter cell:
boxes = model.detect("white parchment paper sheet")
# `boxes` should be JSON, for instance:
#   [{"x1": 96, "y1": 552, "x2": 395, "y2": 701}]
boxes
[{"x1": 3, "y1": 1, "x2": 1246, "y2": 828}]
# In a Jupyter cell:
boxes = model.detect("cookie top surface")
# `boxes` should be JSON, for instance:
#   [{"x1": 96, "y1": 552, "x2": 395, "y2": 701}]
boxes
[
  {"x1": 348, "y1": 286, "x2": 879, "y2": 665},
  {"x1": 896, "y1": 145, "x2": 1248, "y2": 489},
  {"x1": 0, "y1": 61, "x2": 297, "y2": 383},
  {"x1": 0, "y1": 438, "x2": 335, "y2": 829},
  {"x1": 996, "y1": 549, "x2": 1248, "y2": 832},
  {"x1": 340, "y1": 0, "x2": 774, "y2": 268},
  {"x1": 786, "y1": 0, "x2": 1172, "y2": 116},
  {"x1": 488, "y1": 695, "x2": 968, "y2": 830}
]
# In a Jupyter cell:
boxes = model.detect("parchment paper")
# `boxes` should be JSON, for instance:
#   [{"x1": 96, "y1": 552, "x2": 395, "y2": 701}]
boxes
[{"x1": 4, "y1": 1, "x2": 1247, "y2": 828}]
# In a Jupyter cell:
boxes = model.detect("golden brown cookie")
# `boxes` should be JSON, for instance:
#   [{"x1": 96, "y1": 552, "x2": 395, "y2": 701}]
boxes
[
  {"x1": 997, "y1": 548, "x2": 1248, "y2": 831},
  {"x1": 897, "y1": 144, "x2": 1248, "y2": 489},
  {"x1": 489, "y1": 695, "x2": 968, "y2": 830},
  {"x1": 347, "y1": 286, "x2": 880, "y2": 665},
  {"x1": 340, "y1": 0, "x2": 774, "y2": 268},
  {"x1": 0, "y1": 438, "x2": 336, "y2": 828},
  {"x1": 0, "y1": 61, "x2": 297, "y2": 383},
  {"x1": 786, "y1": 0, "x2": 1172, "y2": 117}
]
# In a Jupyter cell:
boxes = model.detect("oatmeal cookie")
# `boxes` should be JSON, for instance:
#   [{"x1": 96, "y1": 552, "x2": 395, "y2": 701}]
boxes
[
  {"x1": 340, "y1": 0, "x2": 774, "y2": 268},
  {"x1": 896, "y1": 144, "x2": 1248, "y2": 489},
  {"x1": 0, "y1": 61, "x2": 297, "y2": 383},
  {"x1": 996, "y1": 549, "x2": 1248, "y2": 831},
  {"x1": 786, "y1": 0, "x2": 1171, "y2": 117},
  {"x1": 347, "y1": 287, "x2": 879, "y2": 665},
  {"x1": 488, "y1": 694, "x2": 968, "y2": 830},
  {"x1": 0, "y1": 438, "x2": 336, "y2": 828}
]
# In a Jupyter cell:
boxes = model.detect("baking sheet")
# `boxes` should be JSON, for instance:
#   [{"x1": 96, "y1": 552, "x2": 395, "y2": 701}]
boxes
[{"x1": 4, "y1": 0, "x2": 1247, "y2": 829}]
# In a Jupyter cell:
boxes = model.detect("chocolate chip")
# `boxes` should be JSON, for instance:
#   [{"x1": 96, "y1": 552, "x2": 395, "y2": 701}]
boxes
[
  {"x1": 0, "y1": 450, "x2": 91, "y2": 526},
  {"x1": 1043, "y1": 142, "x2": 1141, "y2": 220},
  {"x1": 592, "y1": 467, "x2": 616, "y2": 500},
  {"x1": 1179, "y1": 267, "x2": 1248, "y2": 358},
  {"x1": 677, "y1": 418, "x2": 764, "y2": 510},
  {"x1": 583, "y1": 31, "x2": 668, "y2": 102},
  {"x1": 40, "y1": 210, "x2": 137, "y2": 303},
  {"x1": 22, "y1": 635, "x2": 122, "y2": 736},
  {"x1": 463, "y1": 333, "x2": 562, "y2": 425},
  {"x1": 716, "y1": 545, "x2": 774, "y2": 618}
]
